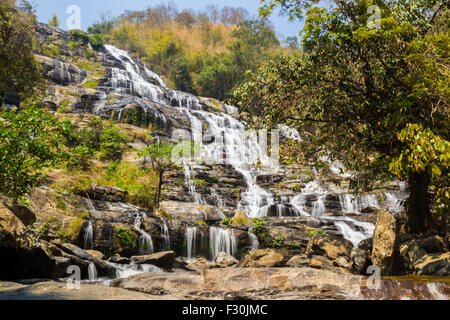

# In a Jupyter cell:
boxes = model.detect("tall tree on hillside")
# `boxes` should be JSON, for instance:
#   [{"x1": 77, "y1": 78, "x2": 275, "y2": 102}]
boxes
[
  {"x1": 48, "y1": 14, "x2": 59, "y2": 28},
  {"x1": 0, "y1": 1, "x2": 42, "y2": 105},
  {"x1": 234, "y1": 0, "x2": 449, "y2": 233}
]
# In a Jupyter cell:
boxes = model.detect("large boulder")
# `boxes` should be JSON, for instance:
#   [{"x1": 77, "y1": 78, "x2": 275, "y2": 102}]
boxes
[
  {"x1": 371, "y1": 211, "x2": 397, "y2": 275},
  {"x1": 413, "y1": 252, "x2": 450, "y2": 276},
  {"x1": 186, "y1": 257, "x2": 215, "y2": 271},
  {"x1": 231, "y1": 210, "x2": 252, "y2": 226},
  {"x1": 286, "y1": 254, "x2": 309, "y2": 268},
  {"x1": 215, "y1": 252, "x2": 239, "y2": 268},
  {"x1": 131, "y1": 251, "x2": 175, "y2": 270},
  {"x1": 306, "y1": 234, "x2": 353, "y2": 261},
  {"x1": 238, "y1": 249, "x2": 286, "y2": 268},
  {"x1": 35, "y1": 55, "x2": 87, "y2": 85}
]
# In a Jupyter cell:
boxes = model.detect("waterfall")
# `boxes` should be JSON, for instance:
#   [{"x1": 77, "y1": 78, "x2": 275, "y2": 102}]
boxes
[
  {"x1": 83, "y1": 221, "x2": 93, "y2": 250},
  {"x1": 131, "y1": 211, "x2": 154, "y2": 255},
  {"x1": 209, "y1": 227, "x2": 237, "y2": 261},
  {"x1": 161, "y1": 223, "x2": 171, "y2": 251},
  {"x1": 248, "y1": 228, "x2": 260, "y2": 251},
  {"x1": 108, "y1": 262, "x2": 162, "y2": 280},
  {"x1": 186, "y1": 226, "x2": 198, "y2": 261},
  {"x1": 312, "y1": 195, "x2": 327, "y2": 217},
  {"x1": 88, "y1": 262, "x2": 97, "y2": 281},
  {"x1": 385, "y1": 193, "x2": 404, "y2": 214},
  {"x1": 99, "y1": 44, "x2": 395, "y2": 248}
]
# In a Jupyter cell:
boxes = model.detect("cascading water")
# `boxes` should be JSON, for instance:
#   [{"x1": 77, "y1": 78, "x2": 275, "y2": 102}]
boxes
[
  {"x1": 99, "y1": 44, "x2": 409, "y2": 249},
  {"x1": 161, "y1": 223, "x2": 171, "y2": 251},
  {"x1": 83, "y1": 221, "x2": 94, "y2": 250},
  {"x1": 186, "y1": 226, "x2": 198, "y2": 261},
  {"x1": 88, "y1": 262, "x2": 97, "y2": 281},
  {"x1": 209, "y1": 227, "x2": 237, "y2": 261},
  {"x1": 131, "y1": 211, "x2": 154, "y2": 255}
]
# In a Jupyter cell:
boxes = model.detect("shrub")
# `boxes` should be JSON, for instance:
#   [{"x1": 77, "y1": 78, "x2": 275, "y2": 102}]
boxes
[
  {"x1": 88, "y1": 34, "x2": 105, "y2": 49},
  {"x1": 99, "y1": 125, "x2": 129, "y2": 161},
  {"x1": 82, "y1": 81, "x2": 99, "y2": 89},
  {"x1": 221, "y1": 218, "x2": 232, "y2": 225},
  {"x1": 309, "y1": 229, "x2": 326, "y2": 238},
  {"x1": 113, "y1": 225, "x2": 138, "y2": 254},
  {"x1": 66, "y1": 145, "x2": 96, "y2": 171},
  {"x1": 69, "y1": 29, "x2": 89, "y2": 43}
]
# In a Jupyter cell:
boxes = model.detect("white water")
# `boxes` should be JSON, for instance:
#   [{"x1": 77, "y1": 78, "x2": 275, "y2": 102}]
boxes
[
  {"x1": 108, "y1": 262, "x2": 162, "y2": 280},
  {"x1": 186, "y1": 226, "x2": 198, "y2": 261},
  {"x1": 248, "y1": 228, "x2": 260, "y2": 250},
  {"x1": 88, "y1": 262, "x2": 97, "y2": 281},
  {"x1": 161, "y1": 223, "x2": 171, "y2": 251},
  {"x1": 100, "y1": 44, "x2": 410, "y2": 248},
  {"x1": 131, "y1": 211, "x2": 154, "y2": 255},
  {"x1": 83, "y1": 221, "x2": 93, "y2": 250},
  {"x1": 209, "y1": 227, "x2": 237, "y2": 261}
]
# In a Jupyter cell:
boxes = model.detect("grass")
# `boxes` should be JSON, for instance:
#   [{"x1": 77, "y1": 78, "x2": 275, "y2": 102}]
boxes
[{"x1": 83, "y1": 81, "x2": 99, "y2": 89}]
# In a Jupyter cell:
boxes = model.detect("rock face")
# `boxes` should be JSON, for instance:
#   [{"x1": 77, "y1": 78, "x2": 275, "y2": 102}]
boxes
[
  {"x1": 215, "y1": 252, "x2": 239, "y2": 268},
  {"x1": 238, "y1": 249, "x2": 286, "y2": 268},
  {"x1": 371, "y1": 211, "x2": 397, "y2": 275},
  {"x1": 413, "y1": 252, "x2": 450, "y2": 276},
  {"x1": 114, "y1": 267, "x2": 450, "y2": 300},
  {"x1": 36, "y1": 55, "x2": 87, "y2": 85},
  {"x1": 131, "y1": 251, "x2": 175, "y2": 270},
  {"x1": 306, "y1": 234, "x2": 353, "y2": 261},
  {"x1": 186, "y1": 257, "x2": 215, "y2": 271}
]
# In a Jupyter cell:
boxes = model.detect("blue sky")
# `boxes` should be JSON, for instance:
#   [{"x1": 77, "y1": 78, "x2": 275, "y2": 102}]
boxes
[{"x1": 31, "y1": 0, "x2": 304, "y2": 39}]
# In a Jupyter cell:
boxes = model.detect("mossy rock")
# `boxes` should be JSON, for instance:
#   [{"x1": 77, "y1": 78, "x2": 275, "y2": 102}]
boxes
[{"x1": 113, "y1": 225, "x2": 138, "y2": 257}]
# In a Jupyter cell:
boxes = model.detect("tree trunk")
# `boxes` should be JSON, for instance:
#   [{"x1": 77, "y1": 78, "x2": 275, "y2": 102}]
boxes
[
  {"x1": 407, "y1": 170, "x2": 434, "y2": 233},
  {"x1": 154, "y1": 170, "x2": 164, "y2": 209}
]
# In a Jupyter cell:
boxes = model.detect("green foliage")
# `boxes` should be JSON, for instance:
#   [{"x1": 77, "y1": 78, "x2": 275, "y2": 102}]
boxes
[
  {"x1": 0, "y1": 3, "x2": 42, "y2": 102},
  {"x1": 92, "y1": 4, "x2": 285, "y2": 100},
  {"x1": 0, "y1": 107, "x2": 63, "y2": 200},
  {"x1": 235, "y1": 0, "x2": 449, "y2": 233},
  {"x1": 221, "y1": 218, "x2": 232, "y2": 225},
  {"x1": 195, "y1": 220, "x2": 207, "y2": 226},
  {"x1": 113, "y1": 225, "x2": 138, "y2": 254},
  {"x1": 271, "y1": 235, "x2": 285, "y2": 248},
  {"x1": 48, "y1": 14, "x2": 59, "y2": 28},
  {"x1": 309, "y1": 229, "x2": 326, "y2": 238},
  {"x1": 69, "y1": 29, "x2": 89, "y2": 44},
  {"x1": 83, "y1": 81, "x2": 99, "y2": 89},
  {"x1": 66, "y1": 145, "x2": 96, "y2": 171},
  {"x1": 99, "y1": 125, "x2": 129, "y2": 162},
  {"x1": 96, "y1": 162, "x2": 157, "y2": 209},
  {"x1": 88, "y1": 33, "x2": 105, "y2": 49}
]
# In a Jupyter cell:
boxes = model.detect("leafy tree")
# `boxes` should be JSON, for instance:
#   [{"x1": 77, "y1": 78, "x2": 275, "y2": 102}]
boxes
[
  {"x1": 138, "y1": 142, "x2": 181, "y2": 209},
  {"x1": 66, "y1": 145, "x2": 96, "y2": 171},
  {"x1": 0, "y1": 107, "x2": 62, "y2": 200},
  {"x1": 0, "y1": 2, "x2": 42, "y2": 104},
  {"x1": 235, "y1": 0, "x2": 449, "y2": 233},
  {"x1": 48, "y1": 14, "x2": 59, "y2": 27}
]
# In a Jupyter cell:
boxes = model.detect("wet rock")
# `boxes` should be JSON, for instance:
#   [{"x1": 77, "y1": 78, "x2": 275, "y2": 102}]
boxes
[
  {"x1": 85, "y1": 250, "x2": 105, "y2": 260},
  {"x1": 351, "y1": 248, "x2": 369, "y2": 274},
  {"x1": 358, "y1": 238, "x2": 373, "y2": 253},
  {"x1": 371, "y1": 211, "x2": 397, "y2": 275},
  {"x1": 306, "y1": 234, "x2": 353, "y2": 261},
  {"x1": 131, "y1": 251, "x2": 175, "y2": 270},
  {"x1": 108, "y1": 254, "x2": 131, "y2": 265},
  {"x1": 238, "y1": 249, "x2": 286, "y2": 268},
  {"x1": 187, "y1": 257, "x2": 215, "y2": 271},
  {"x1": 413, "y1": 252, "x2": 450, "y2": 276},
  {"x1": 215, "y1": 252, "x2": 239, "y2": 268},
  {"x1": 87, "y1": 184, "x2": 127, "y2": 203}
]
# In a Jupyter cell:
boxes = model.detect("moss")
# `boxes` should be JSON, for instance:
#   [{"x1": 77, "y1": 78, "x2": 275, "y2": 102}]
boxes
[
  {"x1": 221, "y1": 218, "x2": 232, "y2": 225},
  {"x1": 195, "y1": 220, "x2": 207, "y2": 226},
  {"x1": 113, "y1": 225, "x2": 138, "y2": 255},
  {"x1": 309, "y1": 229, "x2": 326, "y2": 237},
  {"x1": 83, "y1": 81, "x2": 99, "y2": 89}
]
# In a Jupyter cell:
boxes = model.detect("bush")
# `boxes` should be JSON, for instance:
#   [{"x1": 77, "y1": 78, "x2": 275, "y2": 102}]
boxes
[
  {"x1": 221, "y1": 218, "x2": 232, "y2": 225},
  {"x1": 88, "y1": 34, "x2": 105, "y2": 49},
  {"x1": 69, "y1": 29, "x2": 89, "y2": 43},
  {"x1": 113, "y1": 225, "x2": 138, "y2": 255},
  {"x1": 66, "y1": 145, "x2": 96, "y2": 171},
  {"x1": 309, "y1": 229, "x2": 326, "y2": 238},
  {"x1": 99, "y1": 125, "x2": 129, "y2": 161}
]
